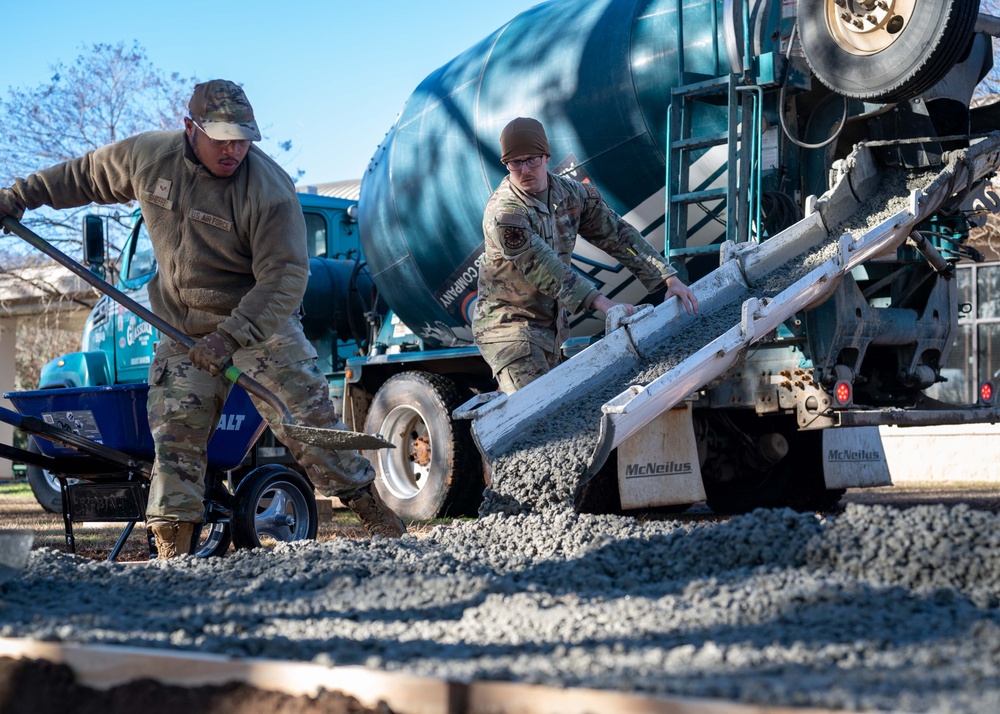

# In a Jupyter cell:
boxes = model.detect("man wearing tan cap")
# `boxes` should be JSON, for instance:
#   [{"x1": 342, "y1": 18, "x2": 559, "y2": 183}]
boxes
[
  {"x1": 0, "y1": 79, "x2": 406, "y2": 558},
  {"x1": 474, "y1": 117, "x2": 698, "y2": 394}
]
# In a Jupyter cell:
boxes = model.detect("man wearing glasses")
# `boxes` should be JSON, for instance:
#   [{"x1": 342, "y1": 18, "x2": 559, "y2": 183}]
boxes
[
  {"x1": 0, "y1": 80, "x2": 405, "y2": 558},
  {"x1": 474, "y1": 117, "x2": 698, "y2": 394}
]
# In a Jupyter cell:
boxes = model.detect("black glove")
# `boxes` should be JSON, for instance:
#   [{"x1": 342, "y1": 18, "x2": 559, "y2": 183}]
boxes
[
  {"x1": 187, "y1": 331, "x2": 239, "y2": 376},
  {"x1": 0, "y1": 189, "x2": 25, "y2": 234}
]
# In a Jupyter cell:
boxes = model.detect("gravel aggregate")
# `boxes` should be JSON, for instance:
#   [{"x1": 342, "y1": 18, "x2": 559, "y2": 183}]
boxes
[{"x1": 1, "y1": 504, "x2": 999, "y2": 713}]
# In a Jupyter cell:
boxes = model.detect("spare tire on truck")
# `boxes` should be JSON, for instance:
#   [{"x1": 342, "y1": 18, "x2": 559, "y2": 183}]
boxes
[{"x1": 799, "y1": 0, "x2": 979, "y2": 103}]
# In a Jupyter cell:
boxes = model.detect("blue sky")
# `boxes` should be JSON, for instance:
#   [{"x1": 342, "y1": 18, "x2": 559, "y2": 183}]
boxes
[{"x1": 4, "y1": 1, "x2": 543, "y2": 185}]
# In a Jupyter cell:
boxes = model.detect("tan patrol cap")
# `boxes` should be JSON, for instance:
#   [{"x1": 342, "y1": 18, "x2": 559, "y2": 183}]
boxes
[
  {"x1": 500, "y1": 117, "x2": 550, "y2": 163},
  {"x1": 189, "y1": 79, "x2": 261, "y2": 142}
]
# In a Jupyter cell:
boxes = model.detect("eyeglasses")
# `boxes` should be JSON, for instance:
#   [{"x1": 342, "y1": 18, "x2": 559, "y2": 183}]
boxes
[
  {"x1": 504, "y1": 155, "x2": 544, "y2": 172},
  {"x1": 191, "y1": 120, "x2": 251, "y2": 149}
]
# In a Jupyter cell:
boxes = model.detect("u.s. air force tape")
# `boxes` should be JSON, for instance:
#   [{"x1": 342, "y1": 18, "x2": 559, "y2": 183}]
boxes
[{"x1": 189, "y1": 209, "x2": 233, "y2": 232}]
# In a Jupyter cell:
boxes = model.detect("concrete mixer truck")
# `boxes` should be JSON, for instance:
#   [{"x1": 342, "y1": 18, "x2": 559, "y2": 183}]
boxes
[
  {"x1": 26, "y1": 0, "x2": 1000, "y2": 522},
  {"x1": 348, "y1": 0, "x2": 1000, "y2": 518}
]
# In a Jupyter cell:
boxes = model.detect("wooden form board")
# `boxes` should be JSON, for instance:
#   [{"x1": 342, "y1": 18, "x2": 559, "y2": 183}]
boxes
[
  {"x1": 0, "y1": 637, "x2": 457, "y2": 714},
  {"x1": 0, "y1": 637, "x2": 906, "y2": 714},
  {"x1": 467, "y1": 680, "x2": 894, "y2": 713}
]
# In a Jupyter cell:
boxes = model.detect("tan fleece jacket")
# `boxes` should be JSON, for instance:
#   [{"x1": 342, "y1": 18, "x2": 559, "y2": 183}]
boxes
[{"x1": 11, "y1": 130, "x2": 308, "y2": 347}]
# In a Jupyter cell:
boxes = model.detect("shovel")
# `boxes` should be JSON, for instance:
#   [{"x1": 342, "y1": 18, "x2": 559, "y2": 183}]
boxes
[
  {"x1": 1, "y1": 217, "x2": 391, "y2": 452},
  {"x1": 0, "y1": 530, "x2": 33, "y2": 586}
]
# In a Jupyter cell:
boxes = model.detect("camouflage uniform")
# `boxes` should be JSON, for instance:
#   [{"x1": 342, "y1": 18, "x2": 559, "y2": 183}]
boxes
[
  {"x1": 5, "y1": 125, "x2": 373, "y2": 526},
  {"x1": 474, "y1": 172, "x2": 676, "y2": 391},
  {"x1": 3, "y1": 80, "x2": 404, "y2": 549},
  {"x1": 146, "y1": 317, "x2": 372, "y2": 522}
]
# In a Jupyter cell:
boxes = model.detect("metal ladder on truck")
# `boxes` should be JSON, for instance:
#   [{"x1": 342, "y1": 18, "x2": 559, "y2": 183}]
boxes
[{"x1": 665, "y1": 0, "x2": 763, "y2": 281}]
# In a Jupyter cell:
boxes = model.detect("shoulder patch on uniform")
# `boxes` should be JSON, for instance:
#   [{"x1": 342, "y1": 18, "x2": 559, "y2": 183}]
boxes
[
  {"x1": 584, "y1": 182, "x2": 601, "y2": 200},
  {"x1": 502, "y1": 225, "x2": 529, "y2": 254},
  {"x1": 492, "y1": 204, "x2": 531, "y2": 255}
]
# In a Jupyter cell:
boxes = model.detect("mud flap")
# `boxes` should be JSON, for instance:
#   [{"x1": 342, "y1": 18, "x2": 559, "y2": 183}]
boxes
[
  {"x1": 822, "y1": 426, "x2": 892, "y2": 489},
  {"x1": 616, "y1": 403, "x2": 706, "y2": 509}
]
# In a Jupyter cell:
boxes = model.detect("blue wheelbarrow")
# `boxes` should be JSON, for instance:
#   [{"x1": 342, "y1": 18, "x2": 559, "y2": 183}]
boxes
[{"x1": 1, "y1": 382, "x2": 319, "y2": 560}]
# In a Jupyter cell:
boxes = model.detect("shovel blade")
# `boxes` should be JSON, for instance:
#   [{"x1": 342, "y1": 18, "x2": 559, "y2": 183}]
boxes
[
  {"x1": 282, "y1": 423, "x2": 393, "y2": 451},
  {"x1": 0, "y1": 529, "x2": 34, "y2": 585}
]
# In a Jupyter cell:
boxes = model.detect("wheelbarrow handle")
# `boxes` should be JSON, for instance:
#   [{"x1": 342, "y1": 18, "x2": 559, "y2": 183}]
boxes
[{"x1": 1, "y1": 216, "x2": 295, "y2": 423}]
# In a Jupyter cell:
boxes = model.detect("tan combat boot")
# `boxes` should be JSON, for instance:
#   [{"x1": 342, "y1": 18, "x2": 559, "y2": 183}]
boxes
[
  {"x1": 343, "y1": 485, "x2": 407, "y2": 538},
  {"x1": 150, "y1": 522, "x2": 199, "y2": 560}
]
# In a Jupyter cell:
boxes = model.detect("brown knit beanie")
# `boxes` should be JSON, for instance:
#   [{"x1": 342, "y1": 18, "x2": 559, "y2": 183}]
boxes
[{"x1": 500, "y1": 117, "x2": 550, "y2": 163}]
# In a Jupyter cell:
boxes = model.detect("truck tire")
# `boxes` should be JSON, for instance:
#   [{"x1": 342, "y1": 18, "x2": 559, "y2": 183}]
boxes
[
  {"x1": 702, "y1": 415, "x2": 843, "y2": 514},
  {"x1": 799, "y1": 0, "x2": 979, "y2": 103},
  {"x1": 704, "y1": 460, "x2": 790, "y2": 515},
  {"x1": 231, "y1": 465, "x2": 318, "y2": 549},
  {"x1": 364, "y1": 372, "x2": 483, "y2": 521},
  {"x1": 25, "y1": 438, "x2": 63, "y2": 514},
  {"x1": 780, "y1": 430, "x2": 846, "y2": 513}
]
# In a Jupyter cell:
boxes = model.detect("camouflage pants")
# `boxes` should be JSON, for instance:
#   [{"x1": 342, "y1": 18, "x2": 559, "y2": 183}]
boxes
[
  {"x1": 145, "y1": 316, "x2": 373, "y2": 524},
  {"x1": 477, "y1": 340, "x2": 562, "y2": 394}
]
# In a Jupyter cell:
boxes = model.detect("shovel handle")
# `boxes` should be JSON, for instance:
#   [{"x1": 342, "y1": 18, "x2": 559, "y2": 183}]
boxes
[
  {"x1": 2, "y1": 216, "x2": 296, "y2": 423},
  {"x1": 3, "y1": 216, "x2": 189, "y2": 345},
  {"x1": 222, "y1": 366, "x2": 296, "y2": 424}
]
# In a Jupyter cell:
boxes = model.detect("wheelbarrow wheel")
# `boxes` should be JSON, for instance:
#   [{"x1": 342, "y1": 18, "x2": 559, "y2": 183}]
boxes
[
  {"x1": 231, "y1": 465, "x2": 318, "y2": 550},
  {"x1": 25, "y1": 438, "x2": 63, "y2": 514},
  {"x1": 194, "y1": 523, "x2": 232, "y2": 559}
]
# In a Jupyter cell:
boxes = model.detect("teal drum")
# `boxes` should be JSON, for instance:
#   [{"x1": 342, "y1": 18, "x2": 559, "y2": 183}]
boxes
[{"x1": 359, "y1": 0, "x2": 734, "y2": 348}]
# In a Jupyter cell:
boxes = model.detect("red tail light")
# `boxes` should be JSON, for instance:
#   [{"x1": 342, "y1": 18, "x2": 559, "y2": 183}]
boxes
[{"x1": 834, "y1": 380, "x2": 852, "y2": 407}]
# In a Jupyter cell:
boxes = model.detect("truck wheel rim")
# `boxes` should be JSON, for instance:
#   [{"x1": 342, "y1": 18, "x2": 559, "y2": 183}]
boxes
[
  {"x1": 825, "y1": 0, "x2": 915, "y2": 55},
  {"x1": 377, "y1": 404, "x2": 431, "y2": 499}
]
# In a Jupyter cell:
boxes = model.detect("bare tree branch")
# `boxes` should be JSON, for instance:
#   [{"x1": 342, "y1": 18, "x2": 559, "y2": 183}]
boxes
[
  {"x1": 0, "y1": 42, "x2": 195, "y2": 393},
  {"x1": 975, "y1": 0, "x2": 1000, "y2": 101},
  {"x1": 0, "y1": 41, "x2": 197, "y2": 263}
]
